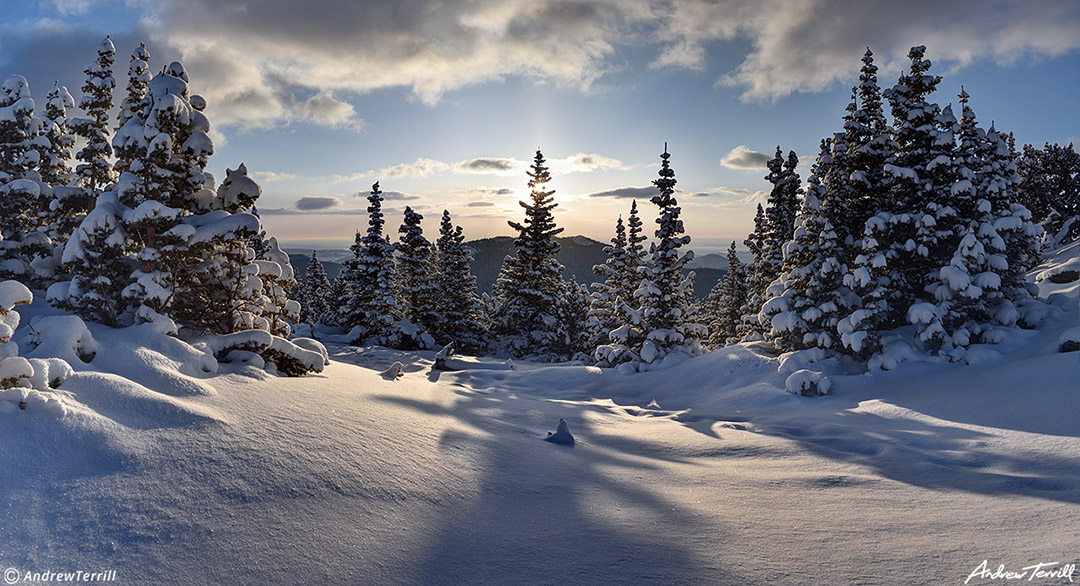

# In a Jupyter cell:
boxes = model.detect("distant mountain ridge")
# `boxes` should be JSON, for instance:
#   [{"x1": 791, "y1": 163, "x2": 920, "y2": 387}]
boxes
[{"x1": 286, "y1": 236, "x2": 727, "y2": 299}]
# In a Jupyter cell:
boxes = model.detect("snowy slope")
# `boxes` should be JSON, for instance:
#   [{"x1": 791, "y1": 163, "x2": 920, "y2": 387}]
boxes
[{"x1": 0, "y1": 243, "x2": 1077, "y2": 585}]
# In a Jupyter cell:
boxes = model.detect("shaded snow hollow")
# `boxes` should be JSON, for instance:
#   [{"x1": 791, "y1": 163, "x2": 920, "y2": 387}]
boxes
[{"x1": 0, "y1": 242, "x2": 1077, "y2": 585}]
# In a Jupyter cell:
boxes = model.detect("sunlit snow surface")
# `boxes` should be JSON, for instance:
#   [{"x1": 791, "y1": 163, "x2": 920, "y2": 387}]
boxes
[{"x1": 0, "y1": 242, "x2": 1077, "y2": 585}]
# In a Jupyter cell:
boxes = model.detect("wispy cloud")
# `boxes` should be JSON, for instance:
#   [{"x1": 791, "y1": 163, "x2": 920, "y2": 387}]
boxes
[
  {"x1": 586, "y1": 186, "x2": 657, "y2": 199},
  {"x1": 453, "y1": 157, "x2": 524, "y2": 175},
  {"x1": 378, "y1": 158, "x2": 451, "y2": 179},
  {"x1": 253, "y1": 170, "x2": 298, "y2": 182}
]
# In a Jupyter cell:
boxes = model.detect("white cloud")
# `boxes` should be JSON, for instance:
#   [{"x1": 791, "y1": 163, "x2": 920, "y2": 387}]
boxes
[
  {"x1": 377, "y1": 158, "x2": 451, "y2": 179},
  {"x1": 253, "y1": 171, "x2": 298, "y2": 182},
  {"x1": 550, "y1": 152, "x2": 629, "y2": 174},
  {"x1": 720, "y1": 146, "x2": 773, "y2": 170}
]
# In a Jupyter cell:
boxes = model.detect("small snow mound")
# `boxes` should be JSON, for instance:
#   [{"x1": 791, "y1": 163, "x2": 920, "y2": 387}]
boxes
[
  {"x1": 785, "y1": 370, "x2": 831, "y2": 396},
  {"x1": 381, "y1": 362, "x2": 405, "y2": 380},
  {"x1": 25, "y1": 315, "x2": 99, "y2": 364},
  {"x1": 1035, "y1": 257, "x2": 1080, "y2": 284},
  {"x1": 544, "y1": 418, "x2": 575, "y2": 446},
  {"x1": 291, "y1": 338, "x2": 329, "y2": 366},
  {"x1": 27, "y1": 358, "x2": 74, "y2": 390},
  {"x1": 205, "y1": 330, "x2": 324, "y2": 376},
  {"x1": 1059, "y1": 327, "x2": 1080, "y2": 353},
  {"x1": 777, "y1": 348, "x2": 829, "y2": 375},
  {"x1": 0, "y1": 357, "x2": 34, "y2": 388}
]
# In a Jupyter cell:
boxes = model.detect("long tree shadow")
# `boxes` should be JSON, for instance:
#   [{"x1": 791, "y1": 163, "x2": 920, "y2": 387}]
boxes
[{"x1": 372, "y1": 388, "x2": 753, "y2": 585}]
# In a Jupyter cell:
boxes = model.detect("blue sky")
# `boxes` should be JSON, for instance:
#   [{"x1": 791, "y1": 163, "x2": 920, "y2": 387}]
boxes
[{"x1": 2, "y1": 0, "x2": 1079, "y2": 252}]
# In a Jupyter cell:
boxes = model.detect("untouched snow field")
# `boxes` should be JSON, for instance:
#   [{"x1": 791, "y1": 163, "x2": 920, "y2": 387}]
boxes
[{"x1": 0, "y1": 243, "x2": 1078, "y2": 585}]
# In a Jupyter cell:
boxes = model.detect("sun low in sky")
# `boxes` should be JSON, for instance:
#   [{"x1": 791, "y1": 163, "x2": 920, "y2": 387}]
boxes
[{"x1": 3, "y1": 0, "x2": 1079, "y2": 252}]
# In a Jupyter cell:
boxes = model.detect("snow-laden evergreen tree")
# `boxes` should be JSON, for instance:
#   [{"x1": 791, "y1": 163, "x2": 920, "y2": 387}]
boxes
[
  {"x1": 118, "y1": 61, "x2": 218, "y2": 327},
  {"x1": 739, "y1": 147, "x2": 800, "y2": 340},
  {"x1": 70, "y1": 36, "x2": 115, "y2": 191},
  {"x1": 50, "y1": 191, "x2": 133, "y2": 327},
  {"x1": 338, "y1": 182, "x2": 403, "y2": 346},
  {"x1": 1017, "y1": 142, "x2": 1079, "y2": 244},
  {"x1": 0, "y1": 75, "x2": 39, "y2": 183},
  {"x1": 841, "y1": 48, "x2": 892, "y2": 257},
  {"x1": 760, "y1": 159, "x2": 858, "y2": 352},
  {"x1": 395, "y1": 206, "x2": 439, "y2": 349},
  {"x1": 37, "y1": 82, "x2": 76, "y2": 186},
  {"x1": 635, "y1": 146, "x2": 705, "y2": 365},
  {"x1": 587, "y1": 214, "x2": 629, "y2": 349},
  {"x1": 113, "y1": 43, "x2": 151, "y2": 176},
  {"x1": 559, "y1": 276, "x2": 592, "y2": 360},
  {"x1": 297, "y1": 250, "x2": 334, "y2": 327},
  {"x1": 982, "y1": 124, "x2": 1043, "y2": 317},
  {"x1": 0, "y1": 277, "x2": 34, "y2": 389},
  {"x1": 623, "y1": 199, "x2": 648, "y2": 298},
  {"x1": 704, "y1": 241, "x2": 748, "y2": 348},
  {"x1": 254, "y1": 237, "x2": 300, "y2": 337},
  {"x1": 247, "y1": 206, "x2": 271, "y2": 260},
  {"x1": 876, "y1": 45, "x2": 944, "y2": 327},
  {"x1": 433, "y1": 210, "x2": 487, "y2": 352},
  {"x1": 490, "y1": 150, "x2": 571, "y2": 360}
]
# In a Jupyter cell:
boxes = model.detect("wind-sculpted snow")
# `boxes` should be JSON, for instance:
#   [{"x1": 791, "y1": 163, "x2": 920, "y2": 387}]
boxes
[{"x1": 0, "y1": 243, "x2": 1074, "y2": 585}]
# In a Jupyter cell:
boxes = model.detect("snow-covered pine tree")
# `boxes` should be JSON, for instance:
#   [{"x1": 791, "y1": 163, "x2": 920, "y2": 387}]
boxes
[
  {"x1": 704, "y1": 241, "x2": 748, "y2": 348},
  {"x1": 70, "y1": 36, "x2": 115, "y2": 191},
  {"x1": 50, "y1": 191, "x2": 133, "y2": 327},
  {"x1": 254, "y1": 237, "x2": 301, "y2": 337},
  {"x1": 559, "y1": 276, "x2": 592, "y2": 359},
  {"x1": 338, "y1": 182, "x2": 403, "y2": 346},
  {"x1": 739, "y1": 147, "x2": 800, "y2": 341},
  {"x1": 841, "y1": 48, "x2": 892, "y2": 259},
  {"x1": 760, "y1": 153, "x2": 857, "y2": 353},
  {"x1": 248, "y1": 206, "x2": 271, "y2": 260},
  {"x1": 37, "y1": 82, "x2": 76, "y2": 186},
  {"x1": 490, "y1": 150, "x2": 570, "y2": 360},
  {"x1": 1017, "y1": 142, "x2": 1079, "y2": 245},
  {"x1": 297, "y1": 250, "x2": 334, "y2": 327},
  {"x1": 876, "y1": 45, "x2": 943, "y2": 328},
  {"x1": 587, "y1": 214, "x2": 629, "y2": 349},
  {"x1": 113, "y1": 43, "x2": 151, "y2": 177},
  {"x1": 395, "y1": 206, "x2": 439, "y2": 349},
  {"x1": 166, "y1": 163, "x2": 266, "y2": 334},
  {"x1": 0, "y1": 75, "x2": 38, "y2": 183},
  {"x1": 636, "y1": 145, "x2": 704, "y2": 365},
  {"x1": 0, "y1": 278, "x2": 34, "y2": 389},
  {"x1": 433, "y1": 210, "x2": 487, "y2": 352},
  {"x1": 982, "y1": 124, "x2": 1042, "y2": 319}
]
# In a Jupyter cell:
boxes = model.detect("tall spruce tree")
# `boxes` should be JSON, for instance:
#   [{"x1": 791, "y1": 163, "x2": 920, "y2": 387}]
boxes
[
  {"x1": 71, "y1": 36, "x2": 115, "y2": 191},
  {"x1": 587, "y1": 214, "x2": 630, "y2": 349},
  {"x1": 433, "y1": 210, "x2": 487, "y2": 352},
  {"x1": 297, "y1": 250, "x2": 334, "y2": 326},
  {"x1": 704, "y1": 241, "x2": 748, "y2": 348},
  {"x1": 395, "y1": 206, "x2": 439, "y2": 349},
  {"x1": 636, "y1": 145, "x2": 704, "y2": 364},
  {"x1": 114, "y1": 43, "x2": 151, "y2": 176},
  {"x1": 338, "y1": 182, "x2": 402, "y2": 346},
  {"x1": 490, "y1": 150, "x2": 570, "y2": 360},
  {"x1": 875, "y1": 45, "x2": 943, "y2": 328},
  {"x1": 740, "y1": 147, "x2": 800, "y2": 340}
]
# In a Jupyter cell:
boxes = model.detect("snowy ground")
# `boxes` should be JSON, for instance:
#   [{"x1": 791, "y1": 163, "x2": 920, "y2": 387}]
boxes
[{"x1": 1, "y1": 243, "x2": 1078, "y2": 585}]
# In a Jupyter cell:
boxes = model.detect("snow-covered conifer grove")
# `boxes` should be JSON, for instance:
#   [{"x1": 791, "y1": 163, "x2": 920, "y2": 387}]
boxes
[{"x1": 0, "y1": 32, "x2": 1078, "y2": 586}]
